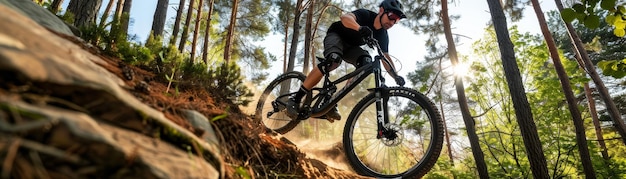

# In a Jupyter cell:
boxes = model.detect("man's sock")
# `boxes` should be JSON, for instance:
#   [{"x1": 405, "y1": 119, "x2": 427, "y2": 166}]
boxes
[{"x1": 293, "y1": 85, "x2": 309, "y2": 101}]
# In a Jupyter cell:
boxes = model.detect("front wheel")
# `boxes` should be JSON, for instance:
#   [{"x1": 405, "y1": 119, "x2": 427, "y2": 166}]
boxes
[
  {"x1": 343, "y1": 87, "x2": 444, "y2": 178},
  {"x1": 255, "y1": 72, "x2": 306, "y2": 134}
]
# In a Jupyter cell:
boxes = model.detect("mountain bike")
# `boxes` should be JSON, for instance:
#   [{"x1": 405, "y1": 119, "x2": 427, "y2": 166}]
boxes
[{"x1": 255, "y1": 37, "x2": 444, "y2": 178}]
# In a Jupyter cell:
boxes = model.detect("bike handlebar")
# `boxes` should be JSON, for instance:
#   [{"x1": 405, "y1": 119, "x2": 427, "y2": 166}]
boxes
[{"x1": 363, "y1": 37, "x2": 404, "y2": 86}]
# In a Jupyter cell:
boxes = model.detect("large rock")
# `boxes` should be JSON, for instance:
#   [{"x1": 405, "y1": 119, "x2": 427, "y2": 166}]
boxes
[
  {"x1": 0, "y1": 3, "x2": 223, "y2": 178},
  {"x1": 0, "y1": 0, "x2": 74, "y2": 36}
]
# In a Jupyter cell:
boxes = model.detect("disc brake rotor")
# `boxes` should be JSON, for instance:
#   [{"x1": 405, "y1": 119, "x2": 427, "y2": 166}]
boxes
[{"x1": 381, "y1": 123, "x2": 404, "y2": 146}]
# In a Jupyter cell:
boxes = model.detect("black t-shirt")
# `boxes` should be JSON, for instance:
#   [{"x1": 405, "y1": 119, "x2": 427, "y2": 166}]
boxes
[{"x1": 327, "y1": 9, "x2": 390, "y2": 52}]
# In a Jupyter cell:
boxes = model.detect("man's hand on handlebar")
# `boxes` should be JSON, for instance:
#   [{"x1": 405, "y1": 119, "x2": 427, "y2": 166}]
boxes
[
  {"x1": 394, "y1": 75, "x2": 405, "y2": 86},
  {"x1": 358, "y1": 26, "x2": 372, "y2": 38},
  {"x1": 357, "y1": 29, "x2": 404, "y2": 87}
]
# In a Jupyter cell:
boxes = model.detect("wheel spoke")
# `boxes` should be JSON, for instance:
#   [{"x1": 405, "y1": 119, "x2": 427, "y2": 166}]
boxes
[
  {"x1": 255, "y1": 73, "x2": 306, "y2": 134},
  {"x1": 343, "y1": 87, "x2": 443, "y2": 178}
]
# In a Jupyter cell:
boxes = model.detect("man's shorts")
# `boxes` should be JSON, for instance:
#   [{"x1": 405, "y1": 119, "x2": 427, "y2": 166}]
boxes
[{"x1": 323, "y1": 32, "x2": 370, "y2": 65}]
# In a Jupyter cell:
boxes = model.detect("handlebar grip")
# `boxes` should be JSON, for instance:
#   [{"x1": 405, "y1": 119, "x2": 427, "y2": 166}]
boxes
[{"x1": 364, "y1": 37, "x2": 378, "y2": 48}]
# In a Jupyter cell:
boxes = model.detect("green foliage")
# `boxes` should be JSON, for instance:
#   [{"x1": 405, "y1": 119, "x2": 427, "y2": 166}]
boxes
[
  {"x1": 117, "y1": 42, "x2": 154, "y2": 65},
  {"x1": 408, "y1": 62, "x2": 436, "y2": 93},
  {"x1": 78, "y1": 24, "x2": 109, "y2": 45},
  {"x1": 59, "y1": 11, "x2": 75, "y2": 26},
  {"x1": 560, "y1": 0, "x2": 626, "y2": 37},
  {"x1": 205, "y1": 62, "x2": 255, "y2": 106},
  {"x1": 145, "y1": 33, "x2": 165, "y2": 57},
  {"x1": 548, "y1": 10, "x2": 626, "y2": 80},
  {"x1": 234, "y1": 166, "x2": 252, "y2": 179},
  {"x1": 597, "y1": 59, "x2": 626, "y2": 78},
  {"x1": 211, "y1": 112, "x2": 229, "y2": 122},
  {"x1": 463, "y1": 26, "x2": 626, "y2": 178}
]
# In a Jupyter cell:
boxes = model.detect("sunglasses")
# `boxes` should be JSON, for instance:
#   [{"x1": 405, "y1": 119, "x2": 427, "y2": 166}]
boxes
[{"x1": 387, "y1": 12, "x2": 401, "y2": 21}]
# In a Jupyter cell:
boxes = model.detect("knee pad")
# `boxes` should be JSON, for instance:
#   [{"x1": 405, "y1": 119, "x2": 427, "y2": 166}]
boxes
[
  {"x1": 326, "y1": 52, "x2": 343, "y2": 63},
  {"x1": 319, "y1": 53, "x2": 343, "y2": 74}
]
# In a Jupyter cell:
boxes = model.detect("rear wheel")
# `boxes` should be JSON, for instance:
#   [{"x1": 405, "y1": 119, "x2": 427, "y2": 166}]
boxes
[
  {"x1": 343, "y1": 87, "x2": 444, "y2": 178},
  {"x1": 255, "y1": 72, "x2": 305, "y2": 134}
]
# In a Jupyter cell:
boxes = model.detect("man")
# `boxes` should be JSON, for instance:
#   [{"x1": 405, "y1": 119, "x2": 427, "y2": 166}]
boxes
[{"x1": 286, "y1": 0, "x2": 406, "y2": 122}]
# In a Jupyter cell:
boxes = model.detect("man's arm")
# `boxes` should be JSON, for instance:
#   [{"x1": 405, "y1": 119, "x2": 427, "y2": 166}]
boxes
[
  {"x1": 383, "y1": 53, "x2": 405, "y2": 86},
  {"x1": 340, "y1": 12, "x2": 360, "y2": 31},
  {"x1": 382, "y1": 53, "x2": 398, "y2": 76}
]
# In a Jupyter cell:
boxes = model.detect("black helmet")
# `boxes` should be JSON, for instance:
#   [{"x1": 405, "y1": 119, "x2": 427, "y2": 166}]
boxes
[{"x1": 379, "y1": 0, "x2": 406, "y2": 19}]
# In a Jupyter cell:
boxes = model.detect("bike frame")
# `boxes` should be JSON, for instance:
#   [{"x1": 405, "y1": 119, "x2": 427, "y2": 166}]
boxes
[{"x1": 301, "y1": 38, "x2": 398, "y2": 133}]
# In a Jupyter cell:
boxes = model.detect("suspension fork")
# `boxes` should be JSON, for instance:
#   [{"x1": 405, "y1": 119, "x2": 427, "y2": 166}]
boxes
[
  {"x1": 374, "y1": 88, "x2": 390, "y2": 138},
  {"x1": 371, "y1": 55, "x2": 390, "y2": 138}
]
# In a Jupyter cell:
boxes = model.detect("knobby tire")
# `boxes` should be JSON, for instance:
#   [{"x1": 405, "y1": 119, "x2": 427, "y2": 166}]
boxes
[
  {"x1": 255, "y1": 71, "x2": 306, "y2": 134},
  {"x1": 343, "y1": 87, "x2": 444, "y2": 178}
]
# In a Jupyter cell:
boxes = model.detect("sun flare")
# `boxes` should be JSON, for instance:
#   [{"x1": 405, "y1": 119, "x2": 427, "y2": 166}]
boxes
[{"x1": 453, "y1": 62, "x2": 470, "y2": 77}]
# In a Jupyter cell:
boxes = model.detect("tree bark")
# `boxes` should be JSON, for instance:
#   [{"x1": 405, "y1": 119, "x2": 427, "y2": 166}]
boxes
[
  {"x1": 202, "y1": 0, "x2": 215, "y2": 64},
  {"x1": 170, "y1": 0, "x2": 187, "y2": 46},
  {"x1": 151, "y1": 0, "x2": 170, "y2": 38},
  {"x1": 442, "y1": 0, "x2": 488, "y2": 178},
  {"x1": 485, "y1": 0, "x2": 550, "y2": 178},
  {"x1": 190, "y1": 0, "x2": 204, "y2": 63},
  {"x1": 287, "y1": 0, "x2": 304, "y2": 73},
  {"x1": 114, "y1": 0, "x2": 125, "y2": 19},
  {"x1": 179, "y1": 0, "x2": 196, "y2": 52},
  {"x1": 529, "y1": 0, "x2": 596, "y2": 177},
  {"x1": 120, "y1": 0, "x2": 133, "y2": 35},
  {"x1": 283, "y1": 21, "x2": 289, "y2": 72},
  {"x1": 50, "y1": 0, "x2": 64, "y2": 14},
  {"x1": 303, "y1": 0, "x2": 314, "y2": 75},
  {"x1": 98, "y1": 0, "x2": 115, "y2": 28},
  {"x1": 223, "y1": 0, "x2": 239, "y2": 62},
  {"x1": 584, "y1": 84, "x2": 610, "y2": 160},
  {"x1": 67, "y1": 0, "x2": 103, "y2": 28},
  {"x1": 437, "y1": 82, "x2": 454, "y2": 167}
]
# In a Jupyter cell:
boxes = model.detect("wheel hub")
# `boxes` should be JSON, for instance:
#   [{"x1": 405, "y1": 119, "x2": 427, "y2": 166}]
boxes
[{"x1": 381, "y1": 123, "x2": 404, "y2": 146}]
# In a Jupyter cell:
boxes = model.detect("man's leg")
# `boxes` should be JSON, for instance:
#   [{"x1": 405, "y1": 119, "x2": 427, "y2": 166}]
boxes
[
  {"x1": 303, "y1": 65, "x2": 324, "y2": 90},
  {"x1": 286, "y1": 32, "x2": 344, "y2": 120}
]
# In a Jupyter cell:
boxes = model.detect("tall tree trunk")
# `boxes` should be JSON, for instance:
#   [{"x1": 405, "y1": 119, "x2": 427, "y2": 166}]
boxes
[
  {"x1": 303, "y1": 0, "x2": 314, "y2": 75},
  {"x1": 529, "y1": 0, "x2": 596, "y2": 177},
  {"x1": 202, "y1": 0, "x2": 215, "y2": 64},
  {"x1": 106, "y1": 0, "x2": 125, "y2": 52},
  {"x1": 114, "y1": 0, "x2": 125, "y2": 19},
  {"x1": 437, "y1": 82, "x2": 454, "y2": 167},
  {"x1": 311, "y1": 2, "x2": 330, "y2": 45},
  {"x1": 170, "y1": 0, "x2": 187, "y2": 45},
  {"x1": 287, "y1": 0, "x2": 304, "y2": 73},
  {"x1": 223, "y1": 0, "x2": 239, "y2": 62},
  {"x1": 179, "y1": 0, "x2": 196, "y2": 52},
  {"x1": 67, "y1": 0, "x2": 103, "y2": 28},
  {"x1": 190, "y1": 0, "x2": 204, "y2": 63},
  {"x1": 442, "y1": 0, "x2": 488, "y2": 178},
  {"x1": 283, "y1": 22, "x2": 289, "y2": 72},
  {"x1": 485, "y1": 0, "x2": 550, "y2": 178},
  {"x1": 584, "y1": 84, "x2": 610, "y2": 160},
  {"x1": 120, "y1": 0, "x2": 133, "y2": 35},
  {"x1": 112, "y1": 0, "x2": 125, "y2": 34},
  {"x1": 99, "y1": 0, "x2": 115, "y2": 28},
  {"x1": 50, "y1": 0, "x2": 64, "y2": 14},
  {"x1": 151, "y1": 0, "x2": 169, "y2": 38},
  {"x1": 554, "y1": 0, "x2": 626, "y2": 145}
]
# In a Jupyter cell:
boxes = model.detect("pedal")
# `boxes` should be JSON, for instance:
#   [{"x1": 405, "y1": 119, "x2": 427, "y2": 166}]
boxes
[{"x1": 314, "y1": 115, "x2": 336, "y2": 123}]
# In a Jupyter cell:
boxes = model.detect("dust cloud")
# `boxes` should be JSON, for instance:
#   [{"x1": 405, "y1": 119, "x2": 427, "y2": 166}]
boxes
[
  {"x1": 240, "y1": 67, "x2": 371, "y2": 173},
  {"x1": 240, "y1": 80, "x2": 263, "y2": 116}
]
